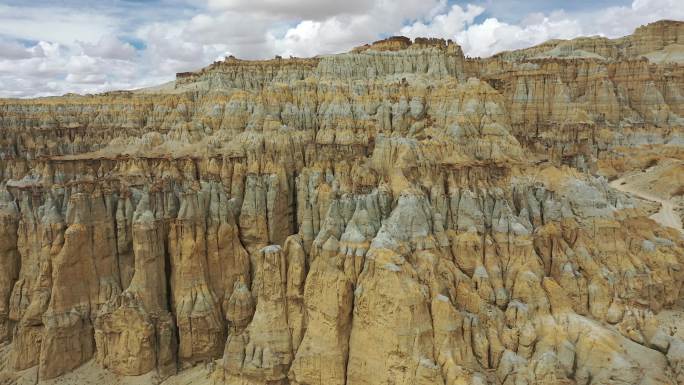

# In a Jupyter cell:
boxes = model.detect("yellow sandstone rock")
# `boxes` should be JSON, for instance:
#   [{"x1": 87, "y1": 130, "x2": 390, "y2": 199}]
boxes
[{"x1": 0, "y1": 19, "x2": 682, "y2": 385}]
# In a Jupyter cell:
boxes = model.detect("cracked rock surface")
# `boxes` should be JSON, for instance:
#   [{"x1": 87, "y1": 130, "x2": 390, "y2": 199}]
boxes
[{"x1": 1, "y1": 19, "x2": 684, "y2": 385}]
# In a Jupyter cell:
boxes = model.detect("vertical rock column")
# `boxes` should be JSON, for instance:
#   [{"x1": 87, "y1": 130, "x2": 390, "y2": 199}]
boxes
[
  {"x1": 39, "y1": 222, "x2": 95, "y2": 379},
  {"x1": 95, "y1": 198, "x2": 177, "y2": 378},
  {"x1": 169, "y1": 188, "x2": 224, "y2": 366},
  {"x1": 346, "y1": 246, "x2": 443, "y2": 385},
  {"x1": 0, "y1": 188, "x2": 19, "y2": 342},
  {"x1": 39, "y1": 188, "x2": 124, "y2": 379},
  {"x1": 114, "y1": 191, "x2": 136, "y2": 290},
  {"x1": 222, "y1": 243, "x2": 305, "y2": 385},
  {"x1": 205, "y1": 182, "x2": 251, "y2": 321},
  {"x1": 239, "y1": 170, "x2": 295, "y2": 254},
  {"x1": 289, "y1": 237, "x2": 354, "y2": 385},
  {"x1": 239, "y1": 175, "x2": 270, "y2": 254},
  {"x1": 9, "y1": 194, "x2": 64, "y2": 372},
  {"x1": 346, "y1": 192, "x2": 444, "y2": 385}
]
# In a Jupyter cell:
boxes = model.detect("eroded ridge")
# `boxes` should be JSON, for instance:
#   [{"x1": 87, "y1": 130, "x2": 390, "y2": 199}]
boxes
[{"x1": 0, "y1": 20, "x2": 684, "y2": 385}]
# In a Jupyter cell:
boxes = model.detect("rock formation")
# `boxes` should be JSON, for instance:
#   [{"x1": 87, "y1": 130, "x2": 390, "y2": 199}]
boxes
[{"x1": 0, "y1": 19, "x2": 683, "y2": 385}]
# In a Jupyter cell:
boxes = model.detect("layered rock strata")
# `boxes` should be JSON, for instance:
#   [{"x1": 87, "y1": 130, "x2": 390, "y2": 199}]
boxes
[{"x1": 0, "y1": 19, "x2": 683, "y2": 385}]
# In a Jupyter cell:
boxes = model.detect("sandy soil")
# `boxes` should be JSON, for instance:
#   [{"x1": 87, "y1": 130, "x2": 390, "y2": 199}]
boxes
[
  {"x1": 0, "y1": 348, "x2": 215, "y2": 385},
  {"x1": 611, "y1": 176, "x2": 683, "y2": 233},
  {"x1": 610, "y1": 161, "x2": 684, "y2": 234},
  {"x1": 657, "y1": 308, "x2": 684, "y2": 340}
]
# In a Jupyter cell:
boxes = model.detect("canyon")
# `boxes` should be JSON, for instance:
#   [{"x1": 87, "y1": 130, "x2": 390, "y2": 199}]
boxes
[{"x1": 0, "y1": 19, "x2": 683, "y2": 385}]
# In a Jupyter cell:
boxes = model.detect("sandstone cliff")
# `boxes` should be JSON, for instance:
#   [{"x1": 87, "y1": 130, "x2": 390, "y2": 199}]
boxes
[{"x1": 0, "y1": 20, "x2": 683, "y2": 385}]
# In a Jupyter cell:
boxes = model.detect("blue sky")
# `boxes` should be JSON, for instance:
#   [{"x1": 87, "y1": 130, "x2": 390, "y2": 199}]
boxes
[{"x1": 0, "y1": 0, "x2": 681, "y2": 97}]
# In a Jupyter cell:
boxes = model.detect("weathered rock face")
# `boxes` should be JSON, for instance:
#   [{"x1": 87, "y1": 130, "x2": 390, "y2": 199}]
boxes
[
  {"x1": 0, "y1": 188, "x2": 19, "y2": 343},
  {"x1": 493, "y1": 19, "x2": 684, "y2": 62},
  {"x1": 94, "y1": 197, "x2": 177, "y2": 378},
  {"x1": 0, "y1": 20, "x2": 683, "y2": 385}
]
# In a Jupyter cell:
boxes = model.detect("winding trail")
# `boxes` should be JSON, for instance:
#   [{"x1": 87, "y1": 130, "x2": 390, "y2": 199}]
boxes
[{"x1": 610, "y1": 177, "x2": 683, "y2": 233}]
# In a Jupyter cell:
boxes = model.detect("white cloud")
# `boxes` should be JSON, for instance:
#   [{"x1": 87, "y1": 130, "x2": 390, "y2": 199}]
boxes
[
  {"x1": 270, "y1": 0, "x2": 447, "y2": 57},
  {"x1": 452, "y1": 0, "x2": 684, "y2": 57},
  {"x1": 206, "y1": 0, "x2": 374, "y2": 20},
  {"x1": 0, "y1": 4, "x2": 118, "y2": 45},
  {"x1": 0, "y1": 39, "x2": 141, "y2": 97},
  {"x1": 65, "y1": 72, "x2": 107, "y2": 84},
  {"x1": 455, "y1": 12, "x2": 584, "y2": 57},
  {"x1": 79, "y1": 36, "x2": 137, "y2": 60},
  {"x1": 397, "y1": 0, "x2": 684, "y2": 58},
  {"x1": 0, "y1": 39, "x2": 38, "y2": 60},
  {"x1": 0, "y1": 0, "x2": 681, "y2": 98},
  {"x1": 401, "y1": 4, "x2": 484, "y2": 39},
  {"x1": 585, "y1": 0, "x2": 684, "y2": 37}
]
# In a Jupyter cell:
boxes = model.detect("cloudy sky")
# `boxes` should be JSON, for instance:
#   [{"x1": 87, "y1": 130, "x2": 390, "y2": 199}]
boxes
[{"x1": 0, "y1": 0, "x2": 682, "y2": 98}]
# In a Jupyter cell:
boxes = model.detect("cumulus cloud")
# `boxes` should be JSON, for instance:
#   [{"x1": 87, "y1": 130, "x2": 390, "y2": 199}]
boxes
[
  {"x1": 452, "y1": 0, "x2": 684, "y2": 57},
  {"x1": 205, "y1": 0, "x2": 374, "y2": 20},
  {"x1": 0, "y1": 4, "x2": 118, "y2": 45},
  {"x1": 397, "y1": 0, "x2": 684, "y2": 58},
  {"x1": 79, "y1": 36, "x2": 137, "y2": 60},
  {"x1": 585, "y1": 0, "x2": 684, "y2": 36},
  {"x1": 0, "y1": 39, "x2": 141, "y2": 97},
  {"x1": 0, "y1": 0, "x2": 682, "y2": 98},
  {"x1": 0, "y1": 39, "x2": 38, "y2": 60},
  {"x1": 455, "y1": 12, "x2": 584, "y2": 57},
  {"x1": 270, "y1": 0, "x2": 447, "y2": 57},
  {"x1": 401, "y1": 4, "x2": 484, "y2": 40}
]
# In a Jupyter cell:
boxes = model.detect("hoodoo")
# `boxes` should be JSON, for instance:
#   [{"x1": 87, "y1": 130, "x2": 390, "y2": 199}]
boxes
[{"x1": 0, "y1": 19, "x2": 683, "y2": 385}]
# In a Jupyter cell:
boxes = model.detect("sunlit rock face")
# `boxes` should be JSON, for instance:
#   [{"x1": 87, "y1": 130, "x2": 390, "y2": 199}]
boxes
[{"x1": 0, "y1": 20, "x2": 683, "y2": 385}]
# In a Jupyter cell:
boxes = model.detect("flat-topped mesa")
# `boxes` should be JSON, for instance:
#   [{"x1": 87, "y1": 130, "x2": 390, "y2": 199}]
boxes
[
  {"x1": 0, "y1": 20, "x2": 684, "y2": 385},
  {"x1": 352, "y1": 35, "x2": 462, "y2": 54},
  {"x1": 491, "y1": 37, "x2": 617, "y2": 61},
  {"x1": 628, "y1": 19, "x2": 684, "y2": 55},
  {"x1": 477, "y1": 56, "x2": 683, "y2": 126},
  {"x1": 413, "y1": 37, "x2": 457, "y2": 50},
  {"x1": 494, "y1": 19, "x2": 684, "y2": 63},
  {"x1": 318, "y1": 36, "x2": 466, "y2": 80},
  {"x1": 174, "y1": 36, "x2": 467, "y2": 91},
  {"x1": 352, "y1": 36, "x2": 412, "y2": 52},
  {"x1": 175, "y1": 55, "x2": 320, "y2": 90}
]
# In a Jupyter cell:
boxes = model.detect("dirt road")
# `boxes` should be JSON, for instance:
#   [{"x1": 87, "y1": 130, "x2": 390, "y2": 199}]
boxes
[{"x1": 610, "y1": 177, "x2": 683, "y2": 233}]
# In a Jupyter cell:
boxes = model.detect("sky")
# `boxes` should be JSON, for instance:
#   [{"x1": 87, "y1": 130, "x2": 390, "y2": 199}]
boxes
[{"x1": 0, "y1": 0, "x2": 682, "y2": 98}]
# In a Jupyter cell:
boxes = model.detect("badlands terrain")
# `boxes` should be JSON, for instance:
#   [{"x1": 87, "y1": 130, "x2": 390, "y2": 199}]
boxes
[{"x1": 0, "y1": 19, "x2": 684, "y2": 385}]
